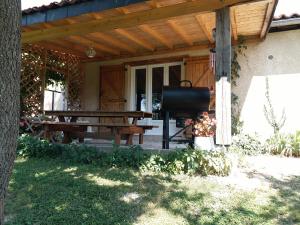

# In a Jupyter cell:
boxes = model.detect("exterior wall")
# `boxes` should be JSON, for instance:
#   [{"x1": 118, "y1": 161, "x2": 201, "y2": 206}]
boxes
[
  {"x1": 82, "y1": 49, "x2": 209, "y2": 112},
  {"x1": 234, "y1": 29, "x2": 300, "y2": 139}
]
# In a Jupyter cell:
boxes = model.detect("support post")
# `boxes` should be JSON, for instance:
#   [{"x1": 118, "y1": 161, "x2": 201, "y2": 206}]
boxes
[
  {"x1": 215, "y1": 7, "x2": 232, "y2": 145},
  {"x1": 162, "y1": 111, "x2": 170, "y2": 149}
]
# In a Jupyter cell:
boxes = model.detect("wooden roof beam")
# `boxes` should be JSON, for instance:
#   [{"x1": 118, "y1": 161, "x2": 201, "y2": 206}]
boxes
[
  {"x1": 38, "y1": 41, "x2": 86, "y2": 58},
  {"x1": 67, "y1": 36, "x2": 120, "y2": 55},
  {"x1": 115, "y1": 29, "x2": 155, "y2": 51},
  {"x1": 167, "y1": 20, "x2": 193, "y2": 46},
  {"x1": 88, "y1": 33, "x2": 136, "y2": 54},
  {"x1": 22, "y1": 0, "x2": 260, "y2": 43},
  {"x1": 147, "y1": 0, "x2": 160, "y2": 8},
  {"x1": 260, "y1": 0, "x2": 278, "y2": 38},
  {"x1": 230, "y1": 8, "x2": 238, "y2": 41},
  {"x1": 139, "y1": 24, "x2": 173, "y2": 49},
  {"x1": 195, "y1": 15, "x2": 214, "y2": 44}
]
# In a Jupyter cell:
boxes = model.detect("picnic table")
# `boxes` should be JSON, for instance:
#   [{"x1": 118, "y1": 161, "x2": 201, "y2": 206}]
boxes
[{"x1": 32, "y1": 110, "x2": 157, "y2": 145}]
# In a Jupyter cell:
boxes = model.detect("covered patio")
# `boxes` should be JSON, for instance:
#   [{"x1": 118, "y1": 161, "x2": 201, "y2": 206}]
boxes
[{"x1": 21, "y1": 0, "x2": 277, "y2": 148}]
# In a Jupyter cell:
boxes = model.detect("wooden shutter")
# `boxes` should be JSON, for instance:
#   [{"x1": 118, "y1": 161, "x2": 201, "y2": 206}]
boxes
[
  {"x1": 99, "y1": 65, "x2": 126, "y2": 126},
  {"x1": 185, "y1": 56, "x2": 215, "y2": 109}
]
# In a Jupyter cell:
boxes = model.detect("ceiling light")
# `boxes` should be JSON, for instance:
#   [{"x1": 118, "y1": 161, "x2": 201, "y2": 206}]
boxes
[{"x1": 86, "y1": 47, "x2": 96, "y2": 58}]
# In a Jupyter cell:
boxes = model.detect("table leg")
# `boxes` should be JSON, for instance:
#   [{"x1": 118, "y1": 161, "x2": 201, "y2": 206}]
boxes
[
  {"x1": 58, "y1": 116, "x2": 65, "y2": 122},
  {"x1": 126, "y1": 134, "x2": 133, "y2": 145},
  {"x1": 132, "y1": 118, "x2": 138, "y2": 125},
  {"x1": 63, "y1": 132, "x2": 72, "y2": 144},
  {"x1": 115, "y1": 134, "x2": 121, "y2": 145},
  {"x1": 77, "y1": 126, "x2": 86, "y2": 143},
  {"x1": 139, "y1": 134, "x2": 144, "y2": 144},
  {"x1": 43, "y1": 124, "x2": 51, "y2": 141},
  {"x1": 70, "y1": 116, "x2": 78, "y2": 122},
  {"x1": 112, "y1": 127, "x2": 121, "y2": 145}
]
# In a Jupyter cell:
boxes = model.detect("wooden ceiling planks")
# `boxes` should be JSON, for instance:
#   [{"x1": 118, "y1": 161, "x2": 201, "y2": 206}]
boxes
[{"x1": 21, "y1": 0, "x2": 276, "y2": 61}]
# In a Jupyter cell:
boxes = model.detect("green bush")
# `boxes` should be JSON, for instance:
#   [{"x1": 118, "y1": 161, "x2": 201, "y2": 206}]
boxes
[
  {"x1": 229, "y1": 133, "x2": 264, "y2": 155},
  {"x1": 265, "y1": 132, "x2": 300, "y2": 157},
  {"x1": 17, "y1": 134, "x2": 232, "y2": 176}
]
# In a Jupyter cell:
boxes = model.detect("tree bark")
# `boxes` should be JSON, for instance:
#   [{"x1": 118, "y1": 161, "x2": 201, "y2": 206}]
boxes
[{"x1": 0, "y1": 1, "x2": 21, "y2": 224}]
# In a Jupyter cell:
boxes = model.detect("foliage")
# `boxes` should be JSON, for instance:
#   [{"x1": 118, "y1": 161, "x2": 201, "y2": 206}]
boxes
[
  {"x1": 229, "y1": 133, "x2": 265, "y2": 155},
  {"x1": 265, "y1": 132, "x2": 300, "y2": 157},
  {"x1": 17, "y1": 135, "x2": 232, "y2": 176},
  {"x1": 231, "y1": 93, "x2": 244, "y2": 135},
  {"x1": 231, "y1": 36, "x2": 247, "y2": 86},
  {"x1": 230, "y1": 131, "x2": 300, "y2": 158},
  {"x1": 6, "y1": 158, "x2": 300, "y2": 225},
  {"x1": 231, "y1": 37, "x2": 247, "y2": 135},
  {"x1": 45, "y1": 69, "x2": 65, "y2": 87},
  {"x1": 264, "y1": 77, "x2": 286, "y2": 135}
]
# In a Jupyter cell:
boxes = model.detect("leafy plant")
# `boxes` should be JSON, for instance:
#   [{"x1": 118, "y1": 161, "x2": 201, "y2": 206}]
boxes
[
  {"x1": 231, "y1": 37, "x2": 247, "y2": 135},
  {"x1": 264, "y1": 77, "x2": 286, "y2": 135},
  {"x1": 265, "y1": 132, "x2": 300, "y2": 157},
  {"x1": 230, "y1": 133, "x2": 264, "y2": 155},
  {"x1": 17, "y1": 135, "x2": 232, "y2": 176},
  {"x1": 45, "y1": 69, "x2": 65, "y2": 87}
]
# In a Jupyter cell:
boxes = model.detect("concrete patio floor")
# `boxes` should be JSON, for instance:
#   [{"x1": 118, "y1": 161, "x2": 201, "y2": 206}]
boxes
[{"x1": 84, "y1": 135, "x2": 189, "y2": 151}]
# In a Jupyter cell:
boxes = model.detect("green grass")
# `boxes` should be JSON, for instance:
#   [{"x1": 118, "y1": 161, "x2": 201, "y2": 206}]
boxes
[{"x1": 5, "y1": 158, "x2": 300, "y2": 225}]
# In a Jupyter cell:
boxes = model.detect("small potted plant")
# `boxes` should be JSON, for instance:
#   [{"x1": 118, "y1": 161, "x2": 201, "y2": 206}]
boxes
[{"x1": 191, "y1": 112, "x2": 216, "y2": 150}]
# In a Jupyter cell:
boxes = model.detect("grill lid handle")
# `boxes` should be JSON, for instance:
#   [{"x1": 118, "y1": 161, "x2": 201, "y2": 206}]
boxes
[{"x1": 180, "y1": 80, "x2": 192, "y2": 88}]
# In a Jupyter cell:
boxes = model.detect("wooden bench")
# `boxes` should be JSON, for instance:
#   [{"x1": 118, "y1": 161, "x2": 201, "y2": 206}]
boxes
[{"x1": 30, "y1": 121, "x2": 158, "y2": 145}]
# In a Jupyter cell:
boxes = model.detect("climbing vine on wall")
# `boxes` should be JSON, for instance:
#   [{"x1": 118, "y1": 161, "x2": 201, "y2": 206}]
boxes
[{"x1": 231, "y1": 37, "x2": 247, "y2": 135}]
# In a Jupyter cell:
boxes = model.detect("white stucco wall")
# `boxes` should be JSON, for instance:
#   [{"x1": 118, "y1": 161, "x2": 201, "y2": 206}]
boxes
[{"x1": 234, "y1": 29, "x2": 300, "y2": 138}]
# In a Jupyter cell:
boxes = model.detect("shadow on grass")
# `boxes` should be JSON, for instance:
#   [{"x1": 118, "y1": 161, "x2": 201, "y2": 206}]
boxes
[
  {"x1": 259, "y1": 174, "x2": 300, "y2": 225},
  {"x1": 5, "y1": 158, "x2": 300, "y2": 225},
  {"x1": 5, "y1": 158, "x2": 175, "y2": 225},
  {"x1": 159, "y1": 173, "x2": 300, "y2": 225}
]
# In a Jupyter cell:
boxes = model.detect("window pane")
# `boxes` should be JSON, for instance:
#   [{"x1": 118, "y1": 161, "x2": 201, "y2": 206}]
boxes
[
  {"x1": 169, "y1": 65, "x2": 181, "y2": 87},
  {"x1": 135, "y1": 68, "x2": 146, "y2": 111},
  {"x1": 152, "y1": 67, "x2": 164, "y2": 120}
]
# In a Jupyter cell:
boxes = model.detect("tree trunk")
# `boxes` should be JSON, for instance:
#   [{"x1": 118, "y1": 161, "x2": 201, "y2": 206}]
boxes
[{"x1": 0, "y1": 1, "x2": 21, "y2": 224}]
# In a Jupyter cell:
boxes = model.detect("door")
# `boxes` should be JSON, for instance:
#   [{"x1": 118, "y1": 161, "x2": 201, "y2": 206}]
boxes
[
  {"x1": 131, "y1": 62, "x2": 184, "y2": 135},
  {"x1": 100, "y1": 65, "x2": 126, "y2": 125}
]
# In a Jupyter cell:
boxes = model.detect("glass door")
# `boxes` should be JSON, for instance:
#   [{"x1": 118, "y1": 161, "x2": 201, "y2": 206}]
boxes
[{"x1": 131, "y1": 62, "x2": 184, "y2": 135}]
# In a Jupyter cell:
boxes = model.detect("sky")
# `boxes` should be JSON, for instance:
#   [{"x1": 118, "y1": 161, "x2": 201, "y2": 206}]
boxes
[{"x1": 21, "y1": 0, "x2": 300, "y2": 16}]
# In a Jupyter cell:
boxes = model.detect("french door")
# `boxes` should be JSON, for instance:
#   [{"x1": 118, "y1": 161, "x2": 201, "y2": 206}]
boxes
[{"x1": 130, "y1": 62, "x2": 184, "y2": 135}]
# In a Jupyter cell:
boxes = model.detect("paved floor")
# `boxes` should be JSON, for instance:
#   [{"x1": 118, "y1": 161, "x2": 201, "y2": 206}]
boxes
[{"x1": 84, "y1": 135, "x2": 189, "y2": 151}]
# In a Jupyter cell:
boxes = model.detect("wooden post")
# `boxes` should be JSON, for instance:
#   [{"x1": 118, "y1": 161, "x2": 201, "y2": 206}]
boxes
[{"x1": 215, "y1": 7, "x2": 232, "y2": 145}]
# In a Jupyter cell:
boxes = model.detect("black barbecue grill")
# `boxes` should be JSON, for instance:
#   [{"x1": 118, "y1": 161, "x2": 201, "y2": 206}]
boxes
[{"x1": 161, "y1": 80, "x2": 210, "y2": 149}]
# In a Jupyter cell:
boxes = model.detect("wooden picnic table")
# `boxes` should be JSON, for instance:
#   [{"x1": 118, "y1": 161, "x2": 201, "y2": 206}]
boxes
[
  {"x1": 39, "y1": 110, "x2": 156, "y2": 144},
  {"x1": 44, "y1": 110, "x2": 152, "y2": 124}
]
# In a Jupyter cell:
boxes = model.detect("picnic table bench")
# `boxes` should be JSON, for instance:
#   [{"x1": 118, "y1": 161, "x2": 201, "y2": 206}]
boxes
[{"x1": 30, "y1": 111, "x2": 158, "y2": 145}]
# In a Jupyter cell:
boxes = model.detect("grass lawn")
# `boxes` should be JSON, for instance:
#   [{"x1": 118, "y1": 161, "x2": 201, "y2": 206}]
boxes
[{"x1": 5, "y1": 157, "x2": 300, "y2": 225}]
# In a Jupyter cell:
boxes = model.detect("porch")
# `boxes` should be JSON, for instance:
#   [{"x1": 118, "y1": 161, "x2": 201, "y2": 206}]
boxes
[{"x1": 21, "y1": 0, "x2": 277, "y2": 147}]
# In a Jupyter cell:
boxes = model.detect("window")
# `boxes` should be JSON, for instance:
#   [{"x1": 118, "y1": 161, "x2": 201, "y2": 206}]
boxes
[
  {"x1": 135, "y1": 68, "x2": 147, "y2": 111},
  {"x1": 132, "y1": 62, "x2": 183, "y2": 120},
  {"x1": 169, "y1": 65, "x2": 181, "y2": 87},
  {"x1": 152, "y1": 67, "x2": 164, "y2": 120}
]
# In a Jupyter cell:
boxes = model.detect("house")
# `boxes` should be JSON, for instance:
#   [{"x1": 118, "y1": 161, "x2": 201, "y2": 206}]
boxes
[
  {"x1": 21, "y1": 0, "x2": 278, "y2": 145},
  {"x1": 234, "y1": 13, "x2": 300, "y2": 139}
]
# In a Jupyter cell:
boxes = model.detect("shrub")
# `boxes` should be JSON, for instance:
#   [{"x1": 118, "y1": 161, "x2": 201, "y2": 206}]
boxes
[
  {"x1": 137, "y1": 148, "x2": 231, "y2": 176},
  {"x1": 17, "y1": 135, "x2": 232, "y2": 176},
  {"x1": 265, "y1": 132, "x2": 300, "y2": 157},
  {"x1": 229, "y1": 133, "x2": 264, "y2": 155}
]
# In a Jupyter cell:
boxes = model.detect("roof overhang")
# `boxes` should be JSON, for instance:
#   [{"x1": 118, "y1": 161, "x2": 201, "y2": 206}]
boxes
[
  {"x1": 22, "y1": 0, "x2": 146, "y2": 26},
  {"x1": 21, "y1": 0, "x2": 278, "y2": 61}
]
